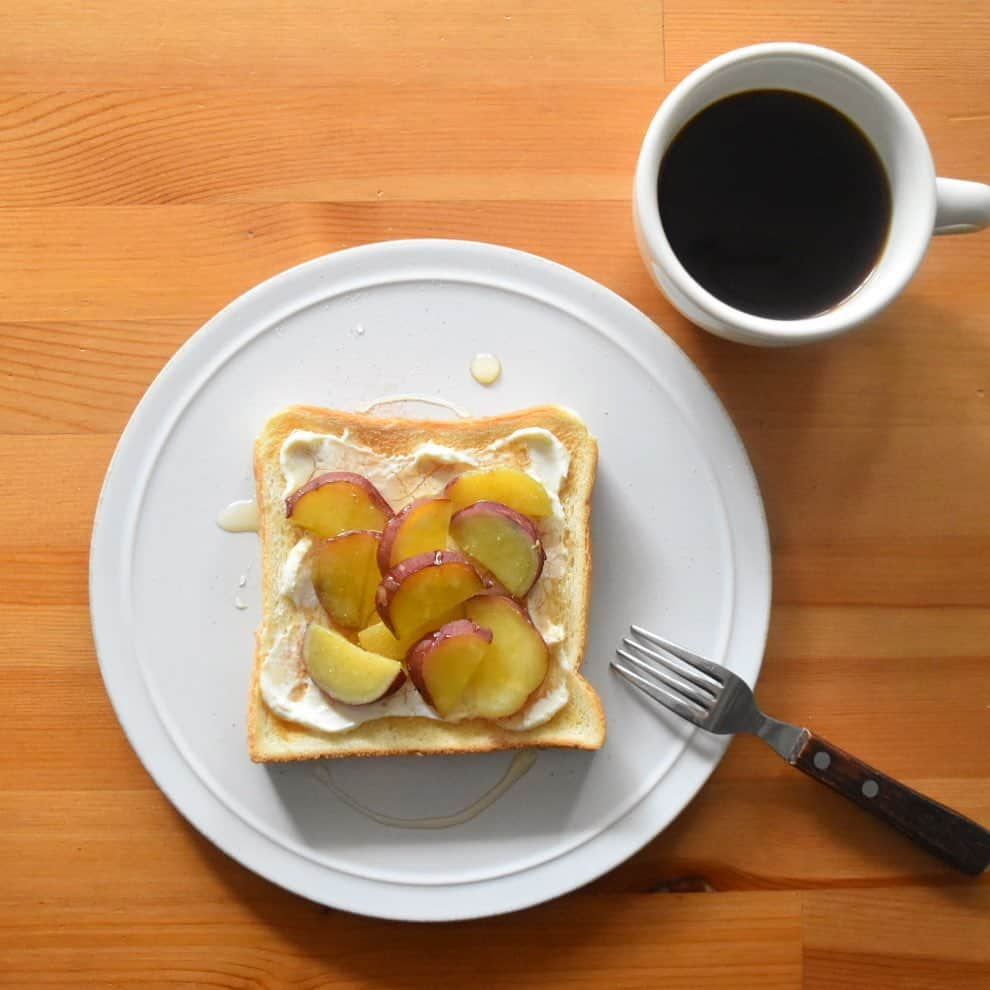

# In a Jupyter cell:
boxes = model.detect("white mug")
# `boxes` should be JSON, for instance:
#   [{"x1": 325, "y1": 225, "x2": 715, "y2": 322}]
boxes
[{"x1": 633, "y1": 43, "x2": 990, "y2": 346}]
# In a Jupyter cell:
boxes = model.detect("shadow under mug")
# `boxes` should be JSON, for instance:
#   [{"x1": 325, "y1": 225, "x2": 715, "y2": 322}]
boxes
[{"x1": 633, "y1": 43, "x2": 990, "y2": 347}]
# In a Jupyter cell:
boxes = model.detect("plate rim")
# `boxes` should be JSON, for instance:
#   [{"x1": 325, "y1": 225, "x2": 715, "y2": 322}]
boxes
[{"x1": 90, "y1": 238, "x2": 771, "y2": 921}]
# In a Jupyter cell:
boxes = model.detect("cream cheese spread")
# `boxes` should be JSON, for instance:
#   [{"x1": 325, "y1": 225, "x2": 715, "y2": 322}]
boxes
[{"x1": 260, "y1": 427, "x2": 573, "y2": 734}]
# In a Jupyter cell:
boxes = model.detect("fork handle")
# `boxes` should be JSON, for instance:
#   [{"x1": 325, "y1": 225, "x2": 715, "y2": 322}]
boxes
[{"x1": 791, "y1": 731, "x2": 990, "y2": 875}]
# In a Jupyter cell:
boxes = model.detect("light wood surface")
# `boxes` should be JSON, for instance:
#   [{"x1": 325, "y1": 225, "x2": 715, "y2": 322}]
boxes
[{"x1": 2, "y1": 2, "x2": 988, "y2": 987}]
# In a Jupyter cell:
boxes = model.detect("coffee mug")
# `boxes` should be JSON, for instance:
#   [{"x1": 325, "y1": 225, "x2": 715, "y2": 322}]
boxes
[{"x1": 633, "y1": 43, "x2": 990, "y2": 346}]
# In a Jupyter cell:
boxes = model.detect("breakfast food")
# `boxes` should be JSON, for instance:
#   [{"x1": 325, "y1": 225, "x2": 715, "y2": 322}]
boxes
[
  {"x1": 310, "y1": 530, "x2": 382, "y2": 628},
  {"x1": 406, "y1": 619, "x2": 494, "y2": 718},
  {"x1": 375, "y1": 550, "x2": 484, "y2": 639},
  {"x1": 285, "y1": 471, "x2": 393, "y2": 538},
  {"x1": 448, "y1": 501, "x2": 545, "y2": 597},
  {"x1": 377, "y1": 497, "x2": 453, "y2": 571},
  {"x1": 303, "y1": 623, "x2": 406, "y2": 706},
  {"x1": 249, "y1": 403, "x2": 605, "y2": 760}
]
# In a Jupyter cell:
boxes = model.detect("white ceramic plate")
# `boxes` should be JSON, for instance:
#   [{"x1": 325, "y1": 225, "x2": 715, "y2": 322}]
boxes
[{"x1": 90, "y1": 240, "x2": 770, "y2": 921}]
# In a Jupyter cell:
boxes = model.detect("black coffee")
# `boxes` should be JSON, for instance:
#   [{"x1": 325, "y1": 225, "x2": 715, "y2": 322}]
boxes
[{"x1": 657, "y1": 89, "x2": 891, "y2": 320}]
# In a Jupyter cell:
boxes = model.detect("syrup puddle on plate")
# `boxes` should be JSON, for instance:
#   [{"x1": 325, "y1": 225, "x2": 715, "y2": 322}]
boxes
[
  {"x1": 357, "y1": 394, "x2": 470, "y2": 419},
  {"x1": 217, "y1": 499, "x2": 259, "y2": 533},
  {"x1": 470, "y1": 352, "x2": 501, "y2": 385},
  {"x1": 313, "y1": 750, "x2": 538, "y2": 830}
]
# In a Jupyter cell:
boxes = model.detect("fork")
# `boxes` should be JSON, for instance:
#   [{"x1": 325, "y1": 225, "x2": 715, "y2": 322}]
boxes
[{"x1": 613, "y1": 625, "x2": 990, "y2": 875}]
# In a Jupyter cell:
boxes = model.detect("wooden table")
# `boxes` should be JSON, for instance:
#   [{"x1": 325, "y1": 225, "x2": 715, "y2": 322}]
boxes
[{"x1": 2, "y1": 2, "x2": 988, "y2": 987}]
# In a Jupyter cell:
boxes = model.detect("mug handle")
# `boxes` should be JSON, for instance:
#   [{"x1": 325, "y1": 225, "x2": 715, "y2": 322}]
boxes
[{"x1": 934, "y1": 177, "x2": 990, "y2": 235}]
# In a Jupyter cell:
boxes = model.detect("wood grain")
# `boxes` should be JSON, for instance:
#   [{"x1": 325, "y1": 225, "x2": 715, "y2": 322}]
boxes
[
  {"x1": 0, "y1": 87, "x2": 655, "y2": 206},
  {"x1": 804, "y1": 887, "x2": 990, "y2": 989},
  {"x1": 1, "y1": 0, "x2": 988, "y2": 987},
  {"x1": 0, "y1": 2, "x2": 664, "y2": 89}
]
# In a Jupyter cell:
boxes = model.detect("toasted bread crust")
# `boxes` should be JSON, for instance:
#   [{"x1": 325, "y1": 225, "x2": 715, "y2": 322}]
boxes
[{"x1": 249, "y1": 404, "x2": 604, "y2": 760}]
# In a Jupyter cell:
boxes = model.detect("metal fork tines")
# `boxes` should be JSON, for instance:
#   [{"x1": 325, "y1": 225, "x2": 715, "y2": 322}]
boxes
[
  {"x1": 613, "y1": 625, "x2": 723, "y2": 728},
  {"x1": 611, "y1": 625, "x2": 803, "y2": 758}
]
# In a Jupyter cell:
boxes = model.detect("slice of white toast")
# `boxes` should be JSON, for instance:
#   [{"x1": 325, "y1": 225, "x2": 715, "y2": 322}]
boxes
[{"x1": 249, "y1": 404, "x2": 605, "y2": 760}]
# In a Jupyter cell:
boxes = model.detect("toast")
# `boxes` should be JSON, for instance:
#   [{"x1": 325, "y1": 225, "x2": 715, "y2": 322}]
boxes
[{"x1": 249, "y1": 404, "x2": 605, "y2": 760}]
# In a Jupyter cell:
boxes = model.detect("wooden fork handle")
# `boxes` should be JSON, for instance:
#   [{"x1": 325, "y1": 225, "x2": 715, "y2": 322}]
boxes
[{"x1": 791, "y1": 731, "x2": 990, "y2": 875}]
